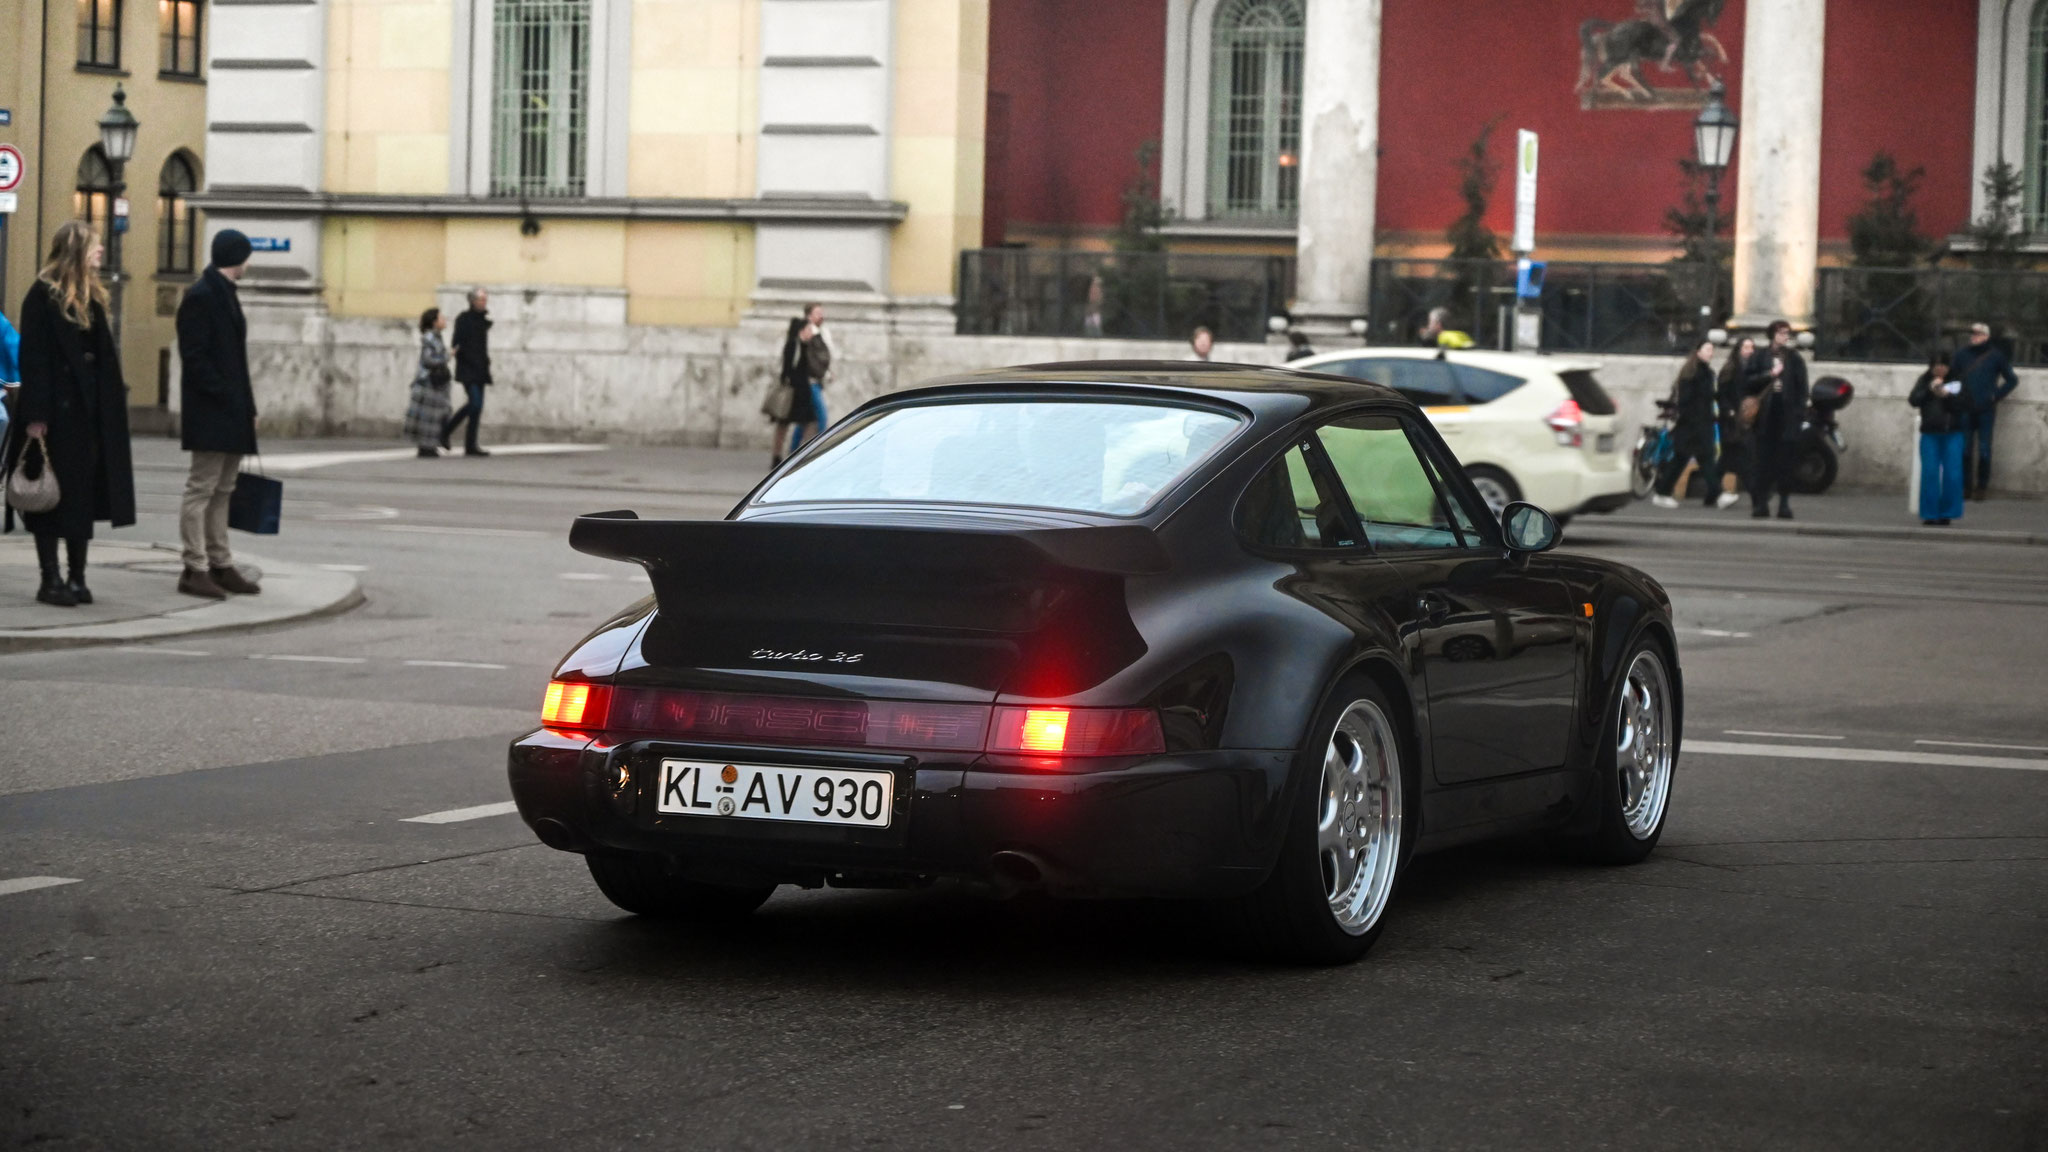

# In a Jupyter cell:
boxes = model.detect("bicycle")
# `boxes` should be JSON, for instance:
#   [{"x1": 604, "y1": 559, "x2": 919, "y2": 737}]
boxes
[{"x1": 1629, "y1": 400, "x2": 1678, "y2": 500}]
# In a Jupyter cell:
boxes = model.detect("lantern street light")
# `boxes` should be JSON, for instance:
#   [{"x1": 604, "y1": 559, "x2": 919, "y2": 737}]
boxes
[
  {"x1": 97, "y1": 84, "x2": 139, "y2": 343},
  {"x1": 1691, "y1": 82, "x2": 1738, "y2": 329}
]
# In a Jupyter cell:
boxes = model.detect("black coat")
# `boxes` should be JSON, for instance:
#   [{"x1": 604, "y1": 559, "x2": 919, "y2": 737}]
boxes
[
  {"x1": 176, "y1": 267, "x2": 257, "y2": 454},
  {"x1": 1745, "y1": 346, "x2": 1810, "y2": 442},
  {"x1": 452, "y1": 308, "x2": 492, "y2": 385},
  {"x1": 3, "y1": 281, "x2": 136, "y2": 537},
  {"x1": 1909, "y1": 371, "x2": 1969, "y2": 435},
  {"x1": 1670, "y1": 360, "x2": 1716, "y2": 432},
  {"x1": 1949, "y1": 342, "x2": 2019, "y2": 412}
]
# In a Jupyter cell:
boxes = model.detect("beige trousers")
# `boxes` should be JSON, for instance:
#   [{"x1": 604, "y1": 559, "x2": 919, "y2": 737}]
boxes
[{"x1": 181, "y1": 451, "x2": 242, "y2": 571}]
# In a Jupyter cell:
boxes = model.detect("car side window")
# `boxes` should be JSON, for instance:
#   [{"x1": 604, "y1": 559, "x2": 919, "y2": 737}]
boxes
[
  {"x1": 1314, "y1": 357, "x2": 1458, "y2": 408},
  {"x1": 1313, "y1": 415, "x2": 1469, "y2": 551},
  {"x1": 1451, "y1": 364, "x2": 1524, "y2": 404},
  {"x1": 1236, "y1": 443, "x2": 1358, "y2": 550}
]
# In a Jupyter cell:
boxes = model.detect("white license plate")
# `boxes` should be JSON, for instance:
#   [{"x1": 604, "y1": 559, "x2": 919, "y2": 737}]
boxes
[{"x1": 656, "y1": 759, "x2": 894, "y2": 828}]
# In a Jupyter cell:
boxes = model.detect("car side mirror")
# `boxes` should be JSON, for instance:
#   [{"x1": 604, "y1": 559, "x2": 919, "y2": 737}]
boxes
[{"x1": 1501, "y1": 501, "x2": 1560, "y2": 553}]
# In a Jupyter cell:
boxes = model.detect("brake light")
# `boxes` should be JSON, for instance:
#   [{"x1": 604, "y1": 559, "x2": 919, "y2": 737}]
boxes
[
  {"x1": 604, "y1": 686, "x2": 989, "y2": 752},
  {"x1": 542, "y1": 680, "x2": 611, "y2": 728},
  {"x1": 990, "y1": 706, "x2": 1165, "y2": 758},
  {"x1": 1546, "y1": 399, "x2": 1584, "y2": 447}
]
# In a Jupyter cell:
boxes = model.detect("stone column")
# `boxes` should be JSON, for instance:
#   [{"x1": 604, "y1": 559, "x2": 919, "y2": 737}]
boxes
[
  {"x1": 1729, "y1": 0, "x2": 1825, "y2": 331},
  {"x1": 1292, "y1": 0, "x2": 1382, "y2": 341}
]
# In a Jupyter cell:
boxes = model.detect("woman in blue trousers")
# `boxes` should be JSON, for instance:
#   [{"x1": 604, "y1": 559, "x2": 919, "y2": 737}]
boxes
[{"x1": 1909, "y1": 353, "x2": 1968, "y2": 526}]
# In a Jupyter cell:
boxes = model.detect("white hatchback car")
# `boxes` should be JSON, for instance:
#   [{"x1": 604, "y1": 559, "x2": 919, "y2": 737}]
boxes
[{"x1": 1287, "y1": 347, "x2": 1634, "y2": 522}]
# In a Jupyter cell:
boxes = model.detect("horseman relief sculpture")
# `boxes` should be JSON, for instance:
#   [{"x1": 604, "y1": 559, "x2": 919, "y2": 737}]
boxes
[{"x1": 1577, "y1": 0, "x2": 1730, "y2": 109}]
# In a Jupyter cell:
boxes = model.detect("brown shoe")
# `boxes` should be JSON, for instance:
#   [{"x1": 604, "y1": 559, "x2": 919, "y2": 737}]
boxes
[
  {"x1": 178, "y1": 568, "x2": 228, "y2": 600},
  {"x1": 211, "y1": 565, "x2": 262, "y2": 595}
]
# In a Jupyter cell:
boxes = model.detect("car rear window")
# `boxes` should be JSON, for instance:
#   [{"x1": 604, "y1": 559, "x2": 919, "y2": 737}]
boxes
[
  {"x1": 1558, "y1": 369, "x2": 1618, "y2": 415},
  {"x1": 756, "y1": 400, "x2": 1244, "y2": 516}
]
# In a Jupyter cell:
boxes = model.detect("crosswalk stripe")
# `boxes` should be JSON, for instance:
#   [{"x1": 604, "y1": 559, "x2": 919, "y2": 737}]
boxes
[
  {"x1": 402, "y1": 801, "x2": 521, "y2": 824},
  {"x1": 1688, "y1": 740, "x2": 2048, "y2": 773},
  {"x1": 0, "y1": 876, "x2": 83, "y2": 897}
]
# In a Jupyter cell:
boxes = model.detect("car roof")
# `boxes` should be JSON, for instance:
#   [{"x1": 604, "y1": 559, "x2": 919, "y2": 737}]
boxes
[
  {"x1": 869, "y1": 361, "x2": 1405, "y2": 422},
  {"x1": 1290, "y1": 346, "x2": 1602, "y2": 376}
]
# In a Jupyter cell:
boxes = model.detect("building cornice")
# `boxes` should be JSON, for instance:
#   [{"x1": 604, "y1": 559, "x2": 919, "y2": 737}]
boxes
[{"x1": 187, "y1": 190, "x2": 913, "y2": 225}]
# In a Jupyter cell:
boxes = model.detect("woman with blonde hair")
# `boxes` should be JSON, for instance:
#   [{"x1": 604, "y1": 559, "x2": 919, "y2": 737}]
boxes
[{"x1": 1, "y1": 221, "x2": 136, "y2": 606}]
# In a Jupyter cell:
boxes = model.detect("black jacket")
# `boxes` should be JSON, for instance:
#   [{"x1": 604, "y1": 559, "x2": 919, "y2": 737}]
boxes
[
  {"x1": 1745, "y1": 345, "x2": 1810, "y2": 442},
  {"x1": 1909, "y1": 371, "x2": 1969, "y2": 435},
  {"x1": 452, "y1": 308, "x2": 492, "y2": 385},
  {"x1": 3, "y1": 281, "x2": 136, "y2": 536},
  {"x1": 778, "y1": 319, "x2": 805, "y2": 389},
  {"x1": 1670, "y1": 360, "x2": 1716, "y2": 432},
  {"x1": 1949, "y1": 342, "x2": 2019, "y2": 412},
  {"x1": 176, "y1": 266, "x2": 257, "y2": 455}
]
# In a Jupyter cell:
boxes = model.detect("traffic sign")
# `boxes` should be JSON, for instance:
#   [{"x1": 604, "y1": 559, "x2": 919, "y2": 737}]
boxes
[
  {"x1": 249, "y1": 236, "x2": 291, "y2": 252},
  {"x1": 0, "y1": 144, "x2": 24, "y2": 193},
  {"x1": 1513, "y1": 130, "x2": 1537, "y2": 254},
  {"x1": 0, "y1": 193, "x2": 17, "y2": 214},
  {"x1": 0, "y1": 109, "x2": 12, "y2": 126}
]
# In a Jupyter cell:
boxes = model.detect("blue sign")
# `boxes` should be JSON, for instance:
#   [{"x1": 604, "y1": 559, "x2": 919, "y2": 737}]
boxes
[
  {"x1": 0, "y1": 110, "x2": 11, "y2": 126},
  {"x1": 249, "y1": 237, "x2": 291, "y2": 252},
  {"x1": 1515, "y1": 258, "x2": 1546, "y2": 301}
]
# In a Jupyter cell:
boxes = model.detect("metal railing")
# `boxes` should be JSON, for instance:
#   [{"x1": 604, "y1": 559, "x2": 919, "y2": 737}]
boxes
[
  {"x1": 1364, "y1": 258, "x2": 1728, "y2": 357},
  {"x1": 1815, "y1": 267, "x2": 2048, "y2": 366},
  {"x1": 955, "y1": 249, "x2": 1295, "y2": 343}
]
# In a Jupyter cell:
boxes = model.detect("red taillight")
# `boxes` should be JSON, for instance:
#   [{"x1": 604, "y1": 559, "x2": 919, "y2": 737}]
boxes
[
  {"x1": 542, "y1": 680, "x2": 611, "y2": 728},
  {"x1": 1546, "y1": 399, "x2": 1584, "y2": 446},
  {"x1": 605, "y1": 687, "x2": 990, "y2": 752},
  {"x1": 989, "y1": 706, "x2": 1165, "y2": 759}
]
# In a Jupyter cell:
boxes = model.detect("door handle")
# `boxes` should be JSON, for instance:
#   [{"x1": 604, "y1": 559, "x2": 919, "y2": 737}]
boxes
[{"x1": 1416, "y1": 593, "x2": 1450, "y2": 624}]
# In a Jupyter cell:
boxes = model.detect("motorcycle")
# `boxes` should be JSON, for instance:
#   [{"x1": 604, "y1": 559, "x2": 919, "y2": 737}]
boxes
[{"x1": 1792, "y1": 375, "x2": 1854, "y2": 494}]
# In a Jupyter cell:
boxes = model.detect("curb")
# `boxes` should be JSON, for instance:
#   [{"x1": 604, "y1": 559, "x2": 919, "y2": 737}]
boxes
[
  {"x1": 0, "y1": 543, "x2": 363, "y2": 653},
  {"x1": 1600, "y1": 515, "x2": 2048, "y2": 548}
]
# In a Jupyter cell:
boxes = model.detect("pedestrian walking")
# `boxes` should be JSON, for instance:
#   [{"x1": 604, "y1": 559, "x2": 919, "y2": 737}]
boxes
[
  {"x1": 1947, "y1": 321, "x2": 2019, "y2": 499},
  {"x1": 774, "y1": 303, "x2": 831, "y2": 462},
  {"x1": 1745, "y1": 319, "x2": 1808, "y2": 520},
  {"x1": 174, "y1": 227, "x2": 262, "y2": 600},
  {"x1": 2, "y1": 221, "x2": 137, "y2": 606},
  {"x1": 441, "y1": 287, "x2": 492, "y2": 457},
  {"x1": 403, "y1": 307, "x2": 452, "y2": 458},
  {"x1": 1651, "y1": 340, "x2": 1720, "y2": 508},
  {"x1": 1909, "y1": 352, "x2": 1968, "y2": 526},
  {"x1": 1189, "y1": 326, "x2": 1214, "y2": 361},
  {"x1": 1710, "y1": 335, "x2": 1755, "y2": 509}
]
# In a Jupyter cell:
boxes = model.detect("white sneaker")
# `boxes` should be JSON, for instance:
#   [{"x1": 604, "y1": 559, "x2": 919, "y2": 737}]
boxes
[
  {"x1": 1715, "y1": 492, "x2": 1741, "y2": 509},
  {"x1": 1650, "y1": 495, "x2": 1679, "y2": 509}
]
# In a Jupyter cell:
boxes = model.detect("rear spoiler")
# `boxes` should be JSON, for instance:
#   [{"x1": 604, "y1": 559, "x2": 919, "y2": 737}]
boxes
[{"x1": 569, "y1": 511, "x2": 1169, "y2": 577}]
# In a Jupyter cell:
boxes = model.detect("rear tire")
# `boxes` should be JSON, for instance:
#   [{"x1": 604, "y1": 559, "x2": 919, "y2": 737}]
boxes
[
  {"x1": 1466, "y1": 466, "x2": 1521, "y2": 520},
  {"x1": 1555, "y1": 634, "x2": 1677, "y2": 865},
  {"x1": 1791, "y1": 440, "x2": 1838, "y2": 494},
  {"x1": 586, "y1": 852, "x2": 777, "y2": 921},
  {"x1": 1628, "y1": 433, "x2": 1658, "y2": 499},
  {"x1": 1235, "y1": 676, "x2": 1414, "y2": 964}
]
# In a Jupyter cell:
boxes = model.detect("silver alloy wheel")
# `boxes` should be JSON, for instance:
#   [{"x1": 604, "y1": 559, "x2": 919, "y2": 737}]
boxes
[
  {"x1": 1470, "y1": 474, "x2": 1515, "y2": 518},
  {"x1": 1318, "y1": 699, "x2": 1403, "y2": 934},
  {"x1": 1616, "y1": 648, "x2": 1674, "y2": 840}
]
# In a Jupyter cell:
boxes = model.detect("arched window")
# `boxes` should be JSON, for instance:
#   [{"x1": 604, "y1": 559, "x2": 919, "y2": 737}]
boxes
[
  {"x1": 159, "y1": 151, "x2": 201, "y2": 274},
  {"x1": 1206, "y1": 0, "x2": 1303, "y2": 221},
  {"x1": 2029, "y1": 0, "x2": 2048, "y2": 230},
  {"x1": 74, "y1": 146, "x2": 115, "y2": 227}
]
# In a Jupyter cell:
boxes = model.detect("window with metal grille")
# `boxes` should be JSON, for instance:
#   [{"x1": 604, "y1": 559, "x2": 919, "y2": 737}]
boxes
[
  {"x1": 159, "y1": 151, "x2": 200, "y2": 274},
  {"x1": 2029, "y1": 0, "x2": 2048, "y2": 231},
  {"x1": 77, "y1": 0, "x2": 121, "y2": 68},
  {"x1": 1206, "y1": 0, "x2": 1302, "y2": 222},
  {"x1": 490, "y1": 0, "x2": 591, "y2": 198},
  {"x1": 160, "y1": 0, "x2": 202, "y2": 77},
  {"x1": 75, "y1": 146, "x2": 115, "y2": 226}
]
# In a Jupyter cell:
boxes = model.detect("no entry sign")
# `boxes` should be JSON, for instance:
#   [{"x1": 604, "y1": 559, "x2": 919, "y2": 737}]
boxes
[{"x1": 0, "y1": 145, "x2": 24, "y2": 193}]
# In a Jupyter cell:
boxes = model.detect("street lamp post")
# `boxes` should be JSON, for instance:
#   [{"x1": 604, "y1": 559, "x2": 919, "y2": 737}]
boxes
[
  {"x1": 1691, "y1": 83, "x2": 1738, "y2": 332},
  {"x1": 97, "y1": 84, "x2": 139, "y2": 344}
]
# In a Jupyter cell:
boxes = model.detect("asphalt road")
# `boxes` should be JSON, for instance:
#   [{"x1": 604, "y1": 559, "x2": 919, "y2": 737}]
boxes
[{"x1": 2, "y1": 442, "x2": 2044, "y2": 1151}]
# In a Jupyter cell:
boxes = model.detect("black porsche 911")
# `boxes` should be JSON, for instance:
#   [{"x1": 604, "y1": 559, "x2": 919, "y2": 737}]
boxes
[{"x1": 509, "y1": 363, "x2": 1681, "y2": 963}]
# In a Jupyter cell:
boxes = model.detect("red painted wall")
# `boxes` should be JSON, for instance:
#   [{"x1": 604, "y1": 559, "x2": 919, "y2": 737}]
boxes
[
  {"x1": 986, "y1": 0, "x2": 1169, "y2": 236},
  {"x1": 1818, "y1": 0, "x2": 1977, "y2": 243}
]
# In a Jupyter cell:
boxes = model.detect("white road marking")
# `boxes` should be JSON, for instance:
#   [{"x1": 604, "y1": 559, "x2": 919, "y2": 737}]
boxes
[
  {"x1": 403, "y1": 659, "x2": 508, "y2": 670},
  {"x1": 318, "y1": 563, "x2": 370, "y2": 572},
  {"x1": 262, "y1": 444, "x2": 605, "y2": 472},
  {"x1": 0, "y1": 876, "x2": 83, "y2": 897},
  {"x1": 1688, "y1": 740, "x2": 2048, "y2": 773},
  {"x1": 249, "y1": 654, "x2": 369, "y2": 664},
  {"x1": 1723, "y1": 729, "x2": 1844, "y2": 741},
  {"x1": 403, "y1": 801, "x2": 520, "y2": 824},
  {"x1": 313, "y1": 506, "x2": 401, "y2": 522},
  {"x1": 557, "y1": 572, "x2": 614, "y2": 581},
  {"x1": 1915, "y1": 739, "x2": 2048, "y2": 754},
  {"x1": 377, "y1": 524, "x2": 547, "y2": 538},
  {"x1": 476, "y1": 443, "x2": 608, "y2": 458},
  {"x1": 113, "y1": 646, "x2": 211, "y2": 656},
  {"x1": 1684, "y1": 628, "x2": 1752, "y2": 639}
]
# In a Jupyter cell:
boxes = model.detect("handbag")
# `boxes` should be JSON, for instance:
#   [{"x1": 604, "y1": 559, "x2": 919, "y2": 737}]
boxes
[
  {"x1": 4, "y1": 431, "x2": 60, "y2": 514},
  {"x1": 428, "y1": 363, "x2": 452, "y2": 387},
  {"x1": 760, "y1": 381, "x2": 794, "y2": 422},
  {"x1": 1737, "y1": 394, "x2": 1762, "y2": 428},
  {"x1": 228, "y1": 458, "x2": 283, "y2": 535}
]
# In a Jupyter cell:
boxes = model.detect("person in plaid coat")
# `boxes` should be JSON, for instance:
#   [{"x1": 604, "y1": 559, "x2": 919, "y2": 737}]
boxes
[{"x1": 403, "y1": 307, "x2": 452, "y2": 458}]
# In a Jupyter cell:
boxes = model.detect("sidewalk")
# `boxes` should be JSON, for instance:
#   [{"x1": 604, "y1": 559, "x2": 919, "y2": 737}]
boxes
[
  {"x1": 1605, "y1": 489, "x2": 2048, "y2": 547},
  {"x1": 0, "y1": 540, "x2": 362, "y2": 652}
]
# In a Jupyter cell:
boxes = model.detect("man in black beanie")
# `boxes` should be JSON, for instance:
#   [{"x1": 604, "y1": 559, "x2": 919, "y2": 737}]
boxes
[{"x1": 173, "y1": 228, "x2": 262, "y2": 599}]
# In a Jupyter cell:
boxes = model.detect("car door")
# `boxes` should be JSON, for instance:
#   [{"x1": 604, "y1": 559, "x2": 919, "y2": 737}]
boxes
[{"x1": 1310, "y1": 410, "x2": 1581, "y2": 783}]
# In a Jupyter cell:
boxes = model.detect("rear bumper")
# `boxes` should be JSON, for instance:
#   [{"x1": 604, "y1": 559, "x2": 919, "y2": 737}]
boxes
[{"x1": 508, "y1": 730, "x2": 1294, "y2": 898}]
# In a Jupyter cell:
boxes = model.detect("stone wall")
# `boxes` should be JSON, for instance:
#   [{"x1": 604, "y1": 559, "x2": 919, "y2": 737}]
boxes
[{"x1": 226, "y1": 295, "x2": 2048, "y2": 496}]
